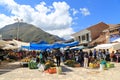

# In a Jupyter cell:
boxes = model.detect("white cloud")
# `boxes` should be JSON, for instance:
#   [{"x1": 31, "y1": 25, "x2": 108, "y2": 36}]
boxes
[
  {"x1": 71, "y1": 8, "x2": 79, "y2": 16},
  {"x1": 47, "y1": 27, "x2": 74, "y2": 39},
  {"x1": 0, "y1": 0, "x2": 75, "y2": 39},
  {"x1": 35, "y1": 2, "x2": 51, "y2": 14},
  {"x1": 0, "y1": 14, "x2": 16, "y2": 28},
  {"x1": 80, "y1": 8, "x2": 90, "y2": 16}
]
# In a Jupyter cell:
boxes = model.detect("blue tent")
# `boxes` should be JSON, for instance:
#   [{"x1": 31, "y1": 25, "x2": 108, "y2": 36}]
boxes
[
  {"x1": 22, "y1": 41, "x2": 79, "y2": 50},
  {"x1": 70, "y1": 46, "x2": 84, "y2": 50},
  {"x1": 30, "y1": 43, "x2": 52, "y2": 50},
  {"x1": 21, "y1": 46, "x2": 30, "y2": 49},
  {"x1": 51, "y1": 41, "x2": 79, "y2": 48},
  {"x1": 51, "y1": 43, "x2": 65, "y2": 49},
  {"x1": 64, "y1": 41, "x2": 79, "y2": 47},
  {"x1": 37, "y1": 40, "x2": 48, "y2": 44}
]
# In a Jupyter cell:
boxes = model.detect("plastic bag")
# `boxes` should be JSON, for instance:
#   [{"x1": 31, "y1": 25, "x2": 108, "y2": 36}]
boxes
[{"x1": 38, "y1": 64, "x2": 45, "y2": 72}]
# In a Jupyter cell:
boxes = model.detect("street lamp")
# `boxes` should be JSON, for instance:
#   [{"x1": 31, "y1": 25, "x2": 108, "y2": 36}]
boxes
[{"x1": 14, "y1": 18, "x2": 23, "y2": 41}]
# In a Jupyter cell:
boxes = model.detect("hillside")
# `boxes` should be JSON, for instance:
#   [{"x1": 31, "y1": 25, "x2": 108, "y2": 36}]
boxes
[{"x1": 0, "y1": 22, "x2": 64, "y2": 43}]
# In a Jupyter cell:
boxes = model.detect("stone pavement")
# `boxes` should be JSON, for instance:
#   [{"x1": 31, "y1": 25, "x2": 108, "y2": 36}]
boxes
[{"x1": 0, "y1": 62, "x2": 120, "y2": 80}]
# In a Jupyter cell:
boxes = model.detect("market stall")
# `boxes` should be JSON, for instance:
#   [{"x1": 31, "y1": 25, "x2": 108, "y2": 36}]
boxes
[
  {"x1": 22, "y1": 41, "x2": 79, "y2": 51},
  {"x1": 95, "y1": 43, "x2": 120, "y2": 53}
]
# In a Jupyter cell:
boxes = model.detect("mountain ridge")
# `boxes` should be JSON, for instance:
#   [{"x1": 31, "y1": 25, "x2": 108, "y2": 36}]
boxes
[{"x1": 0, "y1": 22, "x2": 64, "y2": 43}]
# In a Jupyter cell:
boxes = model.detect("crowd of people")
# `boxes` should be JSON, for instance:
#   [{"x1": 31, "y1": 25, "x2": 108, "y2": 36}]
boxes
[
  {"x1": 33, "y1": 48, "x2": 120, "y2": 68},
  {"x1": 0, "y1": 48, "x2": 120, "y2": 68}
]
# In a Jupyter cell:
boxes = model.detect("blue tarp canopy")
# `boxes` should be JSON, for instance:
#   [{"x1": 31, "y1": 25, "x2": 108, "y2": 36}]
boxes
[
  {"x1": 37, "y1": 40, "x2": 48, "y2": 44},
  {"x1": 51, "y1": 41, "x2": 79, "y2": 48},
  {"x1": 21, "y1": 41, "x2": 79, "y2": 50},
  {"x1": 21, "y1": 46, "x2": 30, "y2": 49},
  {"x1": 21, "y1": 46, "x2": 43, "y2": 50},
  {"x1": 70, "y1": 46, "x2": 84, "y2": 50},
  {"x1": 64, "y1": 41, "x2": 79, "y2": 47},
  {"x1": 51, "y1": 43, "x2": 65, "y2": 49},
  {"x1": 30, "y1": 43, "x2": 52, "y2": 50}
]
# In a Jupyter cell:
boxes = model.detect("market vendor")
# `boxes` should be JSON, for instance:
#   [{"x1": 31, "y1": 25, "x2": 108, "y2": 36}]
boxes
[
  {"x1": 39, "y1": 51, "x2": 44, "y2": 64},
  {"x1": 115, "y1": 50, "x2": 120, "y2": 62},
  {"x1": 110, "y1": 51, "x2": 115, "y2": 62}
]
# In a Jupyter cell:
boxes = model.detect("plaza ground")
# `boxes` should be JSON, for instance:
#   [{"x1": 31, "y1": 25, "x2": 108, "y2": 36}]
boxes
[{"x1": 0, "y1": 61, "x2": 120, "y2": 80}]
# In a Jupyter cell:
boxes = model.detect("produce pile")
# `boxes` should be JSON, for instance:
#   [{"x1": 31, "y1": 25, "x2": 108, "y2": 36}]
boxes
[
  {"x1": 89, "y1": 60, "x2": 100, "y2": 68},
  {"x1": 64, "y1": 60, "x2": 80, "y2": 67},
  {"x1": 21, "y1": 57, "x2": 31, "y2": 62},
  {"x1": 100, "y1": 60, "x2": 115, "y2": 69},
  {"x1": 89, "y1": 59, "x2": 115, "y2": 69},
  {"x1": 106, "y1": 62, "x2": 114, "y2": 68},
  {"x1": 44, "y1": 67, "x2": 57, "y2": 74},
  {"x1": 28, "y1": 61, "x2": 38, "y2": 69},
  {"x1": 6, "y1": 52, "x2": 18, "y2": 61},
  {"x1": 44, "y1": 60, "x2": 56, "y2": 70}
]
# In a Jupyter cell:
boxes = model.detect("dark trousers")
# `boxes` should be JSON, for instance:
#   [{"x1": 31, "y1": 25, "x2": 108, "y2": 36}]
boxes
[{"x1": 56, "y1": 56, "x2": 61, "y2": 66}]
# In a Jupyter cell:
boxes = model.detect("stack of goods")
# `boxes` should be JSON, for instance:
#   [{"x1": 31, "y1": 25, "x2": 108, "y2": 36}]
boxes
[
  {"x1": 28, "y1": 60, "x2": 38, "y2": 69},
  {"x1": 7, "y1": 52, "x2": 18, "y2": 61},
  {"x1": 44, "y1": 60, "x2": 56, "y2": 70},
  {"x1": 21, "y1": 57, "x2": 31, "y2": 62},
  {"x1": 89, "y1": 60, "x2": 100, "y2": 68},
  {"x1": 106, "y1": 62, "x2": 115, "y2": 68},
  {"x1": 100, "y1": 60, "x2": 107, "y2": 70},
  {"x1": 28, "y1": 61, "x2": 38, "y2": 69},
  {"x1": 44, "y1": 67, "x2": 62, "y2": 74},
  {"x1": 20, "y1": 57, "x2": 31, "y2": 67},
  {"x1": 44, "y1": 60, "x2": 56, "y2": 74},
  {"x1": 64, "y1": 60, "x2": 80, "y2": 67},
  {"x1": 99, "y1": 60, "x2": 115, "y2": 71},
  {"x1": 44, "y1": 67, "x2": 56, "y2": 74}
]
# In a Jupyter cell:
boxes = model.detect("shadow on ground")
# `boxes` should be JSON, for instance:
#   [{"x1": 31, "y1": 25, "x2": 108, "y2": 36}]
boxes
[
  {"x1": 61, "y1": 65, "x2": 73, "y2": 72},
  {"x1": 0, "y1": 61, "x2": 21, "y2": 75}
]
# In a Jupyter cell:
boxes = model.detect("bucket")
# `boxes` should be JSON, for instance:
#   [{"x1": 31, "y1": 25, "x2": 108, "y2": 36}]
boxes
[
  {"x1": 100, "y1": 64, "x2": 105, "y2": 71},
  {"x1": 106, "y1": 63, "x2": 111, "y2": 68}
]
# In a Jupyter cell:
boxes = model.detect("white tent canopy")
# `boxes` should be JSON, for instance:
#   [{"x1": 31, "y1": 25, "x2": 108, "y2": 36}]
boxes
[
  {"x1": 12, "y1": 39, "x2": 29, "y2": 47},
  {"x1": 2, "y1": 39, "x2": 29, "y2": 50},
  {"x1": 95, "y1": 43, "x2": 120, "y2": 52},
  {"x1": 0, "y1": 40, "x2": 7, "y2": 47},
  {"x1": 2, "y1": 44, "x2": 19, "y2": 50},
  {"x1": 95, "y1": 44, "x2": 113, "y2": 49}
]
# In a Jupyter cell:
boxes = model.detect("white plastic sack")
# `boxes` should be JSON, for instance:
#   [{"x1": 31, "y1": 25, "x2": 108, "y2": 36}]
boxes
[{"x1": 38, "y1": 64, "x2": 45, "y2": 72}]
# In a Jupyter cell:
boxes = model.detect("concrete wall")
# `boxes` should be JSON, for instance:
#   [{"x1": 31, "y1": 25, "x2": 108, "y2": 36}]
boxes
[{"x1": 72, "y1": 29, "x2": 91, "y2": 44}]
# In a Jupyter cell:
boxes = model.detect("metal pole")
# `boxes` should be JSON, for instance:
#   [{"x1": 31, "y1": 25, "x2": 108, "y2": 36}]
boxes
[
  {"x1": 17, "y1": 20, "x2": 19, "y2": 41},
  {"x1": 14, "y1": 18, "x2": 23, "y2": 41}
]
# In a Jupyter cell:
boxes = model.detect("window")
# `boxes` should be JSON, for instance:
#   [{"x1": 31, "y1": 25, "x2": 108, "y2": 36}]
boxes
[
  {"x1": 82, "y1": 35, "x2": 85, "y2": 40},
  {"x1": 86, "y1": 33, "x2": 89, "y2": 41},
  {"x1": 78, "y1": 36, "x2": 81, "y2": 42}
]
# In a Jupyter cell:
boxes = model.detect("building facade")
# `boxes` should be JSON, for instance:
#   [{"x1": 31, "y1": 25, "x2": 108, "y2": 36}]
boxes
[
  {"x1": 72, "y1": 22, "x2": 109, "y2": 45},
  {"x1": 108, "y1": 24, "x2": 120, "y2": 42},
  {"x1": 71, "y1": 29, "x2": 91, "y2": 44}
]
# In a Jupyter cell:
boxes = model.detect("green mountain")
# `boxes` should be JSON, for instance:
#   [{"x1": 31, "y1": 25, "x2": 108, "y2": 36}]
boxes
[{"x1": 0, "y1": 22, "x2": 64, "y2": 43}]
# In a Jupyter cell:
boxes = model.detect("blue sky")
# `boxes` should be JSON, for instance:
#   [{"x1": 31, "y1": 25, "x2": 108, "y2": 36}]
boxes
[{"x1": 0, "y1": 0, "x2": 120, "y2": 39}]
